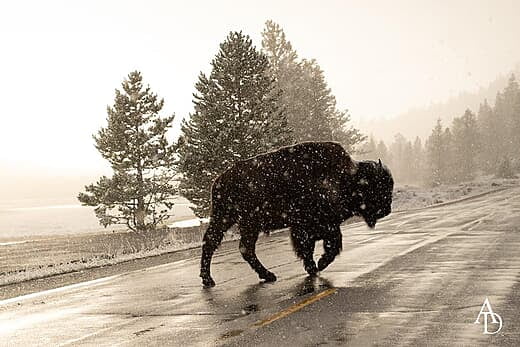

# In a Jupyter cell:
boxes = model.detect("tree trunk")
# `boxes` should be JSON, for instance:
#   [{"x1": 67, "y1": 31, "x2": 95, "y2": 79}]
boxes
[
  {"x1": 136, "y1": 163, "x2": 146, "y2": 232},
  {"x1": 136, "y1": 198, "x2": 146, "y2": 232}
]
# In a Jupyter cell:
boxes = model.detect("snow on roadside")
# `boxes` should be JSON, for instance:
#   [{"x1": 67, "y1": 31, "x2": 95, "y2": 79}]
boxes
[
  {"x1": 168, "y1": 218, "x2": 209, "y2": 228},
  {"x1": 0, "y1": 229, "x2": 240, "y2": 287},
  {"x1": 0, "y1": 239, "x2": 199, "y2": 286},
  {"x1": 0, "y1": 241, "x2": 29, "y2": 246},
  {"x1": 392, "y1": 176, "x2": 519, "y2": 212}
]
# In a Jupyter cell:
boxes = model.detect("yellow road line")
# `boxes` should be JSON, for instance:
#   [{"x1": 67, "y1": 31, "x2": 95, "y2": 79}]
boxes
[{"x1": 253, "y1": 288, "x2": 337, "y2": 328}]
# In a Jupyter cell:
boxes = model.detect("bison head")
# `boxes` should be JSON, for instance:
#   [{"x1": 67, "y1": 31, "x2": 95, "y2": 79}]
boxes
[{"x1": 352, "y1": 159, "x2": 394, "y2": 228}]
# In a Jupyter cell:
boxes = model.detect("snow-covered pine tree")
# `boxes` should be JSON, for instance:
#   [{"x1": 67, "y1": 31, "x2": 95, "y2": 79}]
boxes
[
  {"x1": 511, "y1": 77, "x2": 520, "y2": 165},
  {"x1": 452, "y1": 109, "x2": 479, "y2": 182},
  {"x1": 261, "y1": 20, "x2": 365, "y2": 151},
  {"x1": 426, "y1": 119, "x2": 445, "y2": 186},
  {"x1": 362, "y1": 135, "x2": 377, "y2": 158},
  {"x1": 492, "y1": 91, "x2": 510, "y2": 164},
  {"x1": 477, "y1": 99, "x2": 498, "y2": 173},
  {"x1": 78, "y1": 71, "x2": 177, "y2": 233},
  {"x1": 476, "y1": 76, "x2": 520, "y2": 175},
  {"x1": 501, "y1": 74, "x2": 520, "y2": 161},
  {"x1": 496, "y1": 157, "x2": 515, "y2": 178},
  {"x1": 178, "y1": 31, "x2": 291, "y2": 217},
  {"x1": 441, "y1": 127, "x2": 456, "y2": 184},
  {"x1": 297, "y1": 59, "x2": 337, "y2": 140},
  {"x1": 411, "y1": 136, "x2": 425, "y2": 184},
  {"x1": 402, "y1": 140, "x2": 414, "y2": 183},
  {"x1": 389, "y1": 133, "x2": 408, "y2": 182},
  {"x1": 261, "y1": 20, "x2": 302, "y2": 141},
  {"x1": 330, "y1": 107, "x2": 366, "y2": 153},
  {"x1": 376, "y1": 140, "x2": 390, "y2": 164}
]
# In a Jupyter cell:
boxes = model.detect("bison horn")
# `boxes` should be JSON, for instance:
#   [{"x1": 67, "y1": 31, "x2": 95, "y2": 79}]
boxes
[{"x1": 378, "y1": 159, "x2": 383, "y2": 168}]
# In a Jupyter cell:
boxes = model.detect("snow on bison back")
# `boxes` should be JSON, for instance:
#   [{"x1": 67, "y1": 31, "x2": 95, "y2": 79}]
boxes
[{"x1": 200, "y1": 141, "x2": 394, "y2": 287}]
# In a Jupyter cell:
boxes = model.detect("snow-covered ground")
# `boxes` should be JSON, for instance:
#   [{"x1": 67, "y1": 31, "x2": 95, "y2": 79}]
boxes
[
  {"x1": 0, "y1": 228, "x2": 241, "y2": 286},
  {"x1": 392, "y1": 175, "x2": 519, "y2": 211},
  {"x1": 0, "y1": 239, "x2": 200, "y2": 286},
  {"x1": 1, "y1": 175, "x2": 518, "y2": 286},
  {"x1": 168, "y1": 218, "x2": 209, "y2": 228}
]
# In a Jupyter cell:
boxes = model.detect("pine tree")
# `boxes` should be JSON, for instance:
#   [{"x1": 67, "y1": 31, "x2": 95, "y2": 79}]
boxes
[
  {"x1": 477, "y1": 99, "x2": 498, "y2": 173},
  {"x1": 330, "y1": 108, "x2": 366, "y2": 153},
  {"x1": 376, "y1": 140, "x2": 390, "y2": 164},
  {"x1": 411, "y1": 136, "x2": 424, "y2": 184},
  {"x1": 493, "y1": 91, "x2": 510, "y2": 163},
  {"x1": 261, "y1": 20, "x2": 299, "y2": 80},
  {"x1": 513, "y1": 87, "x2": 520, "y2": 165},
  {"x1": 261, "y1": 21, "x2": 304, "y2": 142},
  {"x1": 358, "y1": 135, "x2": 377, "y2": 159},
  {"x1": 78, "y1": 71, "x2": 177, "y2": 232},
  {"x1": 178, "y1": 31, "x2": 291, "y2": 217},
  {"x1": 426, "y1": 119, "x2": 445, "y2": 186},
  {"x1": 452, "y1": 109, "x2": 479, "y2": 182},
  {"x1": 502, "y1": 74, "x2": 520, "y2": 160},
  {"x1": 297, "y1": 59, "x2": 337, "y2": 140},
  {"x1": 261, "y1": 20, "x2": 365, "y2": 151},
  {"x1": 477, "y1": 75, "x2": 520, "y2": 175},
  {"x1": 442, "y1": 127, "x2": 455, "y2": 184},
  {"x1": 402, "y1": 140, "x2": 414, "y2": 183},
  {"x1": 389, "y1": 133, "x2": 408, "y2": 182},
  {"x1": 496, "y1": 157, "x2": 515, "y2": 178}
]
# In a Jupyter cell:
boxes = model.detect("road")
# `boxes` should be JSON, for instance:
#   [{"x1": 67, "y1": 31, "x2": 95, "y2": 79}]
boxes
[{"x1": 1, "y1": 187, "x2": 519, "y2": 346}]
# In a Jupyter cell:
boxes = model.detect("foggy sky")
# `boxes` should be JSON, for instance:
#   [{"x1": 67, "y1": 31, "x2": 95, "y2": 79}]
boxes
[{"x1": 1, "y1": 0, "x2": 520, "y2": 176}]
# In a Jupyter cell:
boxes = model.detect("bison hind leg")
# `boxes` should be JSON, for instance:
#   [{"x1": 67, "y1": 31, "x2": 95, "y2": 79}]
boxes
[{"x1": 290, "y1": 226, "x2": 318, "y2": 276}]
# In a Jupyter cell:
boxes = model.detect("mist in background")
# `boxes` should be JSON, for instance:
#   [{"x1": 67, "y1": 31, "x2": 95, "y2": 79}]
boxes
[{"x1": 1, "y1": 0, "x2": 520, "y2": 202}]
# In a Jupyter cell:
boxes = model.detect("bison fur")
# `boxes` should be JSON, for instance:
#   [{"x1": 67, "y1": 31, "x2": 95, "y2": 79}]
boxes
[{"x1": 199, "y1": 141, "x2": 394, "y2": 287}]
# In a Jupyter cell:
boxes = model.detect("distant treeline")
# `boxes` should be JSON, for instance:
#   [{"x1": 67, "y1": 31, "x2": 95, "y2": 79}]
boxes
[{"x1": 358, "y1": 74, "x2": 520, "y2": 186}]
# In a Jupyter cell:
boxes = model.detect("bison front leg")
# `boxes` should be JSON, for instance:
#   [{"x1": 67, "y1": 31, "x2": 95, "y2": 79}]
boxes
[
  {"x1": 291, "y1": 226, "x2": 318, "y2": 276},
  {"x1": 239, "y1": 229, "x2": 277, "y2": 283},
  {"x1": 317, "y1": 226, "x2": 342, "y2": 271}
]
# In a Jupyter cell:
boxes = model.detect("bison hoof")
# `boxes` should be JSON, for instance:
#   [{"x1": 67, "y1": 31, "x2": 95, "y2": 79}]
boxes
[
  {"x1": 201, "y1": 275, "x2": 216, "y2": 287},
  {"x1": 305, "y1": 263, "x2": 318, "y2": 276},
  {"x1": 317, "y1": 257, "x2": 331, "y2": 271},
  {"x1": 261, "y1": 271, "x2": 277, "y2": 282}
]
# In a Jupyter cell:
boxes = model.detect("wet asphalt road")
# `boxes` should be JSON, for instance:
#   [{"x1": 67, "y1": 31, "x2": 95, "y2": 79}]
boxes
[{"x1": 1, "y1": 187, "x2": 519, "y2": 346}]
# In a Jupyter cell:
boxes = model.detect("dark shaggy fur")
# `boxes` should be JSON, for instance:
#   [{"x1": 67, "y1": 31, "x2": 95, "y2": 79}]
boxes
[{"x1": 200, "y1": 141, "x2": 394, "y2": 287}]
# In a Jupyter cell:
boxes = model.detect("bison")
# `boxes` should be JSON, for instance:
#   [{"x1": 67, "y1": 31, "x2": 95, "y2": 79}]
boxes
[{"x1": 200, "y1": 141, "x2": 394, "y2": 287}]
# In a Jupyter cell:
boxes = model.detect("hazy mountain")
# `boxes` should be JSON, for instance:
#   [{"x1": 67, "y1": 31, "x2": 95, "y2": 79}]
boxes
[{"x1": 358, "y1": 65, "x2": 520, "y2": 143}]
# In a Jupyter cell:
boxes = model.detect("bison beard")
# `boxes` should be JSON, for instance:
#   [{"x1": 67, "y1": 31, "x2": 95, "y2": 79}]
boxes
[{"x1": 200, "y1": 141, "x2": 394, "y2": 287}]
